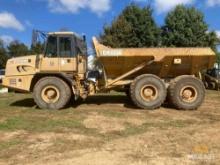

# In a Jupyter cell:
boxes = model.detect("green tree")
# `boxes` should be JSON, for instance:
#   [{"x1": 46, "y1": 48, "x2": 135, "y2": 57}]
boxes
[
  {"x1": 100, "y1": 4, "x2": 160, "y2": 48},
  {"x1": 7, "y1": 40, "x2": 29, "y2": 57},
  {"x1": 30, "y1": 42, "x2": 44, "y2": 54},
  {"x1": 0, "y1": 40, "x2": 8, "y2": 69},
  {"x1": 162, "y1": 5, "x2": 218, "y2": 50}
]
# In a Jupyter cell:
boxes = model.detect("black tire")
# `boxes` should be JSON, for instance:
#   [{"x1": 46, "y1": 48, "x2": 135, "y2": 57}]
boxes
[
  {"x1": 33, "y1": 77, "x2": 71, "y2": 110},
  {"x1": 125, "y1": 88, "x2": 131, "y2": 99},
  {"x1": 130, "y1": 74, "x2": 167, "y2": 110},
  {"x1": 210, "y1": 82, "x2": 216, "y2": 90},
  {"x1": 204, "y1": 82, "x2": 209, "y2": 89},
  {"x1": 214, "y1": 82, "x2": 219, "y2": 91},
  {"x1": 168, "y1": 76, "x2": 205, "y2": 110}
]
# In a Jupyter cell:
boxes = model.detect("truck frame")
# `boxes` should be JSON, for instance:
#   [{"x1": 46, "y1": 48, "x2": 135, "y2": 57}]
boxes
[{"x1": 2, "y1": 32, "x2": 216, "y2": 110}]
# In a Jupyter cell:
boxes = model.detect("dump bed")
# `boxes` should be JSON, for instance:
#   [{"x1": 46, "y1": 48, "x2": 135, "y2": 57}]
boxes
[{"x1": 93, "y1": 37, "x2": 216, "y2": 80}]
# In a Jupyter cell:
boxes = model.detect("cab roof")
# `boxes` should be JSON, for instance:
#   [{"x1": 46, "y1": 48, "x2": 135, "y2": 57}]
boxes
[
  {"x1": 48, "y1": 31, "x2": 74, "y2": 35},
  {"x1": 48, "y1": 31, "x2": 85, "y2": 41}
]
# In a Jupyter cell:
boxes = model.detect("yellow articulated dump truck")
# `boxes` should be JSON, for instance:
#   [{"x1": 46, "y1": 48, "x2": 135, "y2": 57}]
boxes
[{"x1": 2, "y1": 32, "x2": 216, "y2": 110}]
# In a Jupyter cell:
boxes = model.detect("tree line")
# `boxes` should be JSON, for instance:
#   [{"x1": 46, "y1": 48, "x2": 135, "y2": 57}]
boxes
[
  {"x1": 100, "y1": 4, "x2": 219, "y2": 50},
  {"x1": 0, "y1": 40, "x2": 44, "y2": 69}
]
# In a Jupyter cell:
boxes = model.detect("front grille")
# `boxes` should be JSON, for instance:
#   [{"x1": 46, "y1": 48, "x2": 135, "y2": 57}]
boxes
[{"x1": 9, "y1": 78, "x2": 16, "y2": 86}]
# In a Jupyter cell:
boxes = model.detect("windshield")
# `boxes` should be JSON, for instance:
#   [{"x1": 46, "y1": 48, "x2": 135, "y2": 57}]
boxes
[{"x1": 45, "y1": 36, "x2": 57, "y2": 57}]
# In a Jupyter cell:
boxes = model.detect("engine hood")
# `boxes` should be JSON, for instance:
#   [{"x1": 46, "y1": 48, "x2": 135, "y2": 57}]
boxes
[
  {"x1": 7, "y1": 55, "x2": 36, "y2": 64},
  {"x1": 5, "y1": 55, "x2": 38, "y2": 76}
]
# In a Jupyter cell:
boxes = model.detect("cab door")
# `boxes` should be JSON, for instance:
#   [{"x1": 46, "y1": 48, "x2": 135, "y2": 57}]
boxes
[
  {"x1": 58, "y1": 36, "x2": 77, "y2": 72},
  {"x1": 40, "y1": 36, "x2": 59, "y2": 72}
]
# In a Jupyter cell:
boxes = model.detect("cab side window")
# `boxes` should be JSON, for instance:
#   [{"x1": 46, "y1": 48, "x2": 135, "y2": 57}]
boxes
[
  {"x1": 59, "y1": 37, "x2": 73, "y2": 57},
  {"x1": 45, "y1": 36, "x2": 57, "y2": 57}
]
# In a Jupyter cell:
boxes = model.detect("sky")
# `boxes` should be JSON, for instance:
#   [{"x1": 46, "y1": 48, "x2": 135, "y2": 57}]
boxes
[{"x1": 0, "y1": 0, "x2": 220, "y2": 48}]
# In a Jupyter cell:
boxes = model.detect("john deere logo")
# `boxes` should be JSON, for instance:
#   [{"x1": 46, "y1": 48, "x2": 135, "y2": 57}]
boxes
[{"x1": 102, "y1": 50, "x2": 122, "y2": 56}]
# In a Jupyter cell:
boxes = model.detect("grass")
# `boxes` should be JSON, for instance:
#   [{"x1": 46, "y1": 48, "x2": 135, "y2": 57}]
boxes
[
  {"x1": 0, "y1": 91, "x2": 220, "y2": 164},
  {"x1": 0, "y1": 92, "x2": 214, "y2": 137},
  {"x1": 0, "y1": 139, "x2": 25, "y2": 160},
  {"x1": 99, "y1": 109, "x2": 126, "y2": 118},
  {"x1": 0, "y1": 139, "x2": 23, "y2": 151},
  {"x1": 0, "y1": 91, "x2": 218, "y2": 131},
  {"x1": 49, "y1": 137, "x2": 104, "y2": 154},
  {"x1": 112, "y1": 119, "x2": 197, "y2": 138},
  {"x1": 0, "y1": 116, "x2": 85, "y2": 132}
]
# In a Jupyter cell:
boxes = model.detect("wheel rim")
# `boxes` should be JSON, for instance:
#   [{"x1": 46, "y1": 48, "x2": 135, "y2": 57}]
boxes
[
  {"x1": 180, "y1": 86, "x2": 198, "y2": 103},
  {"x1": 140, "y1": 85, "x2": 158, "y2": 102},
  {"x1": 41, "y1": 85, "x2": 60, "y2": 103}
]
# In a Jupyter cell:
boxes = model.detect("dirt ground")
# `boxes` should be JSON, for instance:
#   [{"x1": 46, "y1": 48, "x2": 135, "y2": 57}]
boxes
[{"x1": 0, "y1": 90, "x2": 220, "y2": 165}]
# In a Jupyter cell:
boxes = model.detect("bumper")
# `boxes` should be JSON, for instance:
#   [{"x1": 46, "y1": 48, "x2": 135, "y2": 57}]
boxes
[{"x1": 2, "y1": 75, "x2": 34, "y2": 92}]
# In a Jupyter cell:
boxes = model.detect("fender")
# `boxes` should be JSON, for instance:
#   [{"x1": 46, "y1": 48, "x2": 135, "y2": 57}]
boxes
[{"x1": 31, "y1": 73, "x2": 79, "y2": 98}]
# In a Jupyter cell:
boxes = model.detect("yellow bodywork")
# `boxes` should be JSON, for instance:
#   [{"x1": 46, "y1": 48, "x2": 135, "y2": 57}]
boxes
[
  {"x1": 1, "y1": 35, "x2": 217, "y2": 94},
  {"x1": 2, "y1": 55, "x2": 37, "y2": 91},
  {"x1": 2, "y1": 52, "x2": 86, "y2": 92},
  {"x1": 93, "y1": 37, "x2": 216, "y2": 82}
]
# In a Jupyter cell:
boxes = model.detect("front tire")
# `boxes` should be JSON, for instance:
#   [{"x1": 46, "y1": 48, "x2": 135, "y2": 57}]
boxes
[
  {"x1": 130, "y1": 74, "x2": 167, "y2": 110},
  {"x1": 33, "y1": 77, "x2": 71, "y2": 110},
  {"x1": 168, "y1": 76, "x2": 205, "y2": 110}
]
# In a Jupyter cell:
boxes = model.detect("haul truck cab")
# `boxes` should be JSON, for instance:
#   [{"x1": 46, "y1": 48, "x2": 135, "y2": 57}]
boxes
[
  {"x1": 2, "y1": 32, "x2": 89, "y2": 109},
  {"x1": 39, "y1": 32, "x2": 86, "y2": 74}
]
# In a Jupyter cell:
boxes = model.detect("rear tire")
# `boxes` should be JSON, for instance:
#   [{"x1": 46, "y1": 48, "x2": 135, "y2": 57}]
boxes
[
  {"x1": 130, "y1": 74, "x2": 167, "y2": 110},
  {"x1": 168, "y1": 76, "x2": 205, "y2": 110},
  {"x1": 33, "y1": 77, "x2": 71, "y2": 110}
]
